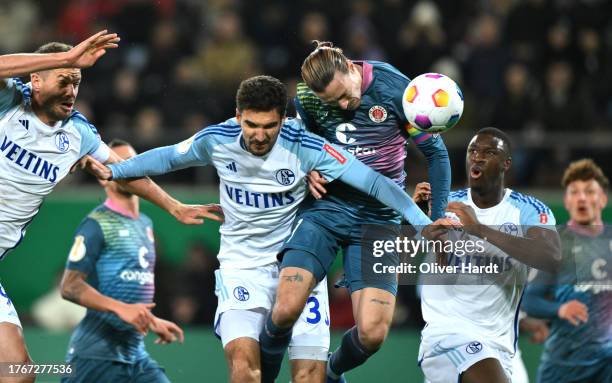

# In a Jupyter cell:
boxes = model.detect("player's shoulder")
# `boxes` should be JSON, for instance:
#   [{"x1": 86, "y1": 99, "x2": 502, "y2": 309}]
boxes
[
  {"x1": 369, "y1": 60, "x2": 410, "y2": 85},
  {"x1": 507, "y1": 189, "x2": 552, "y2": 214},
  {"x1": 66, "y1": 110, "x2": 99, "y2": 136},
  {"x1": 193, "y1": 118, "x2": 241, "y2": 144},
  {"x1": 279, "y1": 118, "x2": 324, "y2": 151},
  {"x1": 7, "y1": 77, "x2": 31, "y2": 104},
  {"x1": 295, "y1": 82, "x2": 323, "y2": 111},
  {"x1": 448, "y1": 188, "x2": 469, "y2": 202}
]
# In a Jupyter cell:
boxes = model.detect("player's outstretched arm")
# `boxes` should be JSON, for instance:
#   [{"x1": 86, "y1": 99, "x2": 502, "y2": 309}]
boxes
[
  {"x1": 0, "y1": 30, "x2": 119, "y2": 78},
  {"x1": 60, "y1": 269, "x2": 155, "y2": 334},
  {"x1": 336, "y1": 159, "x2": 433, "y2": 226},
  {"x1": 414, "y1": 134, "x2": 451, "y2": 220},
  {"x1": 446, "y1": 202, "x2": 562, "y2": 272},
  {"x1": 80, "y1": 147, "x2": 224, "y2": 225}
]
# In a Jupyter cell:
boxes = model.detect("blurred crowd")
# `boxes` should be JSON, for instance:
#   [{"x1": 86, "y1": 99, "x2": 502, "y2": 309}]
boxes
[{"x1": 2, "y1": 0, "x2": 611, "y2": 186}]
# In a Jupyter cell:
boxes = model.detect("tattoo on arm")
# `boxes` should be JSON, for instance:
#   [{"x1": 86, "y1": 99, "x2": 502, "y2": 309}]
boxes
[
  {"x1": 283, "y1": 273, "x2": 304, "y2": 283},
  {"x1": 370, "y1": 298, "x2": 391, "y2": 306},
  {"x1": 60, "y1": 270, "x2": 88, "y2": 303}
]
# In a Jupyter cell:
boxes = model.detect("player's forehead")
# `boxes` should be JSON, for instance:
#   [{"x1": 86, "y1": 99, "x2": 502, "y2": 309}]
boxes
[
  {"x1": 47, "y1": 68, "x2": 82, "y2": 81},
  {"x1": 241, "y1": 109, "x2": 282, "y2": 125},
  {"x1": 468, "y1": 134, "x2": 506, "y2": 151},
  {"x1": 566, "y1": 178, "x2": 603, "y2": 192}
]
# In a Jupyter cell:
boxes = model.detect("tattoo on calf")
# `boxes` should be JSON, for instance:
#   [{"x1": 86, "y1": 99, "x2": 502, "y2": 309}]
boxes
[{"x1": 370, "y1": 298, "x2": 390, "y2": 306}]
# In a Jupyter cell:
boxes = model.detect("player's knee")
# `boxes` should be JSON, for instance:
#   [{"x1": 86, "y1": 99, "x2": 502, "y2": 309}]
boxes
[
  {"x1": 357, "y1": 320, "x2": 390, "y2": 351},
  {"x1": 271, "y1": 300, "x2": 303, "y2": 328},
  {"x1": 291, "y1": 362, "x2": 323, "y2": 383},
  {"x1": 228, "y1": 354, "x2": 260, "y2": 383}
]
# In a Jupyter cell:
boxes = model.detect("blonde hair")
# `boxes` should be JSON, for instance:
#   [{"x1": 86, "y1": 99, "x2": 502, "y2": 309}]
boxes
[
  {"x1": 300, "y1": 41, "x2": 349, "y2": 92},
  {"x1": 562, "y1": 158, "x2": 609, "y2": 190}
]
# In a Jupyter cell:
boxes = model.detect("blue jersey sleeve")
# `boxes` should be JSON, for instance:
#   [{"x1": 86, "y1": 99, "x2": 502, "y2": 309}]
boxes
[
  {"x1": 522, "y1": 270, "x2": 562, "y2": 319},
  {"x1": 0, "y1": 78, "x2": 26, "y2": 117},
  {"x1": 511, "y1": 192, "x2": 557, "y2": 229},
  {"x1": 415, "y1": 134, "x2": 451, "y2": 220},
  {"x1": 109, "y1": 130, "x2": 212, "y2": 179},
  {"x1": 65, "y1": 218, "x2": 105, "y2": 275}
]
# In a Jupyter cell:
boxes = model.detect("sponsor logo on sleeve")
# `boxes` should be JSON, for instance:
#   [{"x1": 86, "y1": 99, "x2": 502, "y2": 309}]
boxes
[
  {"x1": 68, "y1": 235, "x2": 86, "y2": 262},
  {"x1": 324, "y1": 144, "x2": 346, "y2": 164}
]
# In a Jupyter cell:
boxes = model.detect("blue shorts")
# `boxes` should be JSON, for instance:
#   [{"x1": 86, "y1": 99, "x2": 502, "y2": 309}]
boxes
[
  {"x1": 61, "y1": 356, "x2": 169, "y2": 383},
  {"x1": 538, "y1": 357, "x2": 612, "y2": 383},
  {"x1": 280, "y1": 208, "x2": 401, "y2": 295}
]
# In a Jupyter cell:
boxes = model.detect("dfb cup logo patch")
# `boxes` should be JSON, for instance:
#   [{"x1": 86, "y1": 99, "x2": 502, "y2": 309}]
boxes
[
  {"x1": 368, "y1": 105, "x2": 388, "y2": 123},
  {"x1": 55, "y1": 132, "x2": 70, "y2": 152},
  {"x1": 540, "y1": 213, "x2": 548, "y2": 224},
  {"x1": 275, "y1": 169, "x2": 296, "y2": 186},
  {"x1": 466, "y1": 341, "x2": 482, "y2": 354},
  {"x1": 233, "y1": 286, "x2": 250, "y2": 301}
]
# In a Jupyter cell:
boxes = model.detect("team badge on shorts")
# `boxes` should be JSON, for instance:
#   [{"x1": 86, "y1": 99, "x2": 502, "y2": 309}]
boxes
[
  {"x1": 466, "y1": 341, "x2": 482, "y2": 354},
  {"x1": 368, "y1": 105, "x2": 388, "y2": 123},
  {"x1": 233, "y1": 286, "x2": 250, "y2": 301},
  {"x1": 55, "y1": 132, "x2": 70, "y2": 152}
]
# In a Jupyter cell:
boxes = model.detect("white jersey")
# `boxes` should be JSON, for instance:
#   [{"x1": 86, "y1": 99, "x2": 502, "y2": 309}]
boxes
[
  {"x1": 175, "y1": 117, "x2": 354, "y2": 268},
  {"x1": 421, "y1": 188, "x2": 556, "y2": 354},
  {"x1": 0, "y1": 78, "x2": 110, "y2": 257}
]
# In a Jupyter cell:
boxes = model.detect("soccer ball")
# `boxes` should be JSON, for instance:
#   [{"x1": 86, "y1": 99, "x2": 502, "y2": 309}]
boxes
[{"x1": 402, "y1": 73, "x2": 464, "y2": 133}]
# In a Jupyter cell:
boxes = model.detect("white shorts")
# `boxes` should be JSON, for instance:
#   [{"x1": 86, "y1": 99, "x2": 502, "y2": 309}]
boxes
[
  {"x1": 418, "y1": 332, "x2": 513, "y2": 383},
  {"x1": 0, "y1": 282, "x2": 22, "y2": 327},
  {"x1": 214, "y1": 263, "x2": 330, "y2": 361}
]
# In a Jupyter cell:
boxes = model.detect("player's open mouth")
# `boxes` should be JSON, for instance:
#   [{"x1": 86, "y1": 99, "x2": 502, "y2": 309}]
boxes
[
  {"x1": 61, "y1": 102, "x2": 74, "y2": 110},
  {"x1": 470, "y1": 166, "x2": 482, "y2": 179}
]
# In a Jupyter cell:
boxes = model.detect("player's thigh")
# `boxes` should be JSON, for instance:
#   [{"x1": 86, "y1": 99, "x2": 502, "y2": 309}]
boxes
[
  {"x1": 352, "y1": 287, "x2": 395, "y2": 346},
  {"x1": 131, "y1": 358, "x2": 169, "y2": 383},
  {"x1": 272, "y1": 266, "x2": 317, "y2": 324},
  {"x1": 0, "y1": 323, "x2": 30, "y2": 364},
  {"x1": 290, "y1": 358, "x2": 325, "y2": 383},
  {"x1": 61, "y1": 358, "x2": 129, "y2": 383},
  {"x1": 461, "y1": 358, "x2": 509, "y2": 383}
]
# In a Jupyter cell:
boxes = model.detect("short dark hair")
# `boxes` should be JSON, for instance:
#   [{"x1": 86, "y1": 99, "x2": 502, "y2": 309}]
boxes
[
  {"x1": 562, "y1": 158, "x2": 609, "y2": 190},
  {"x1": 35, "y1": 42, "x2": 73, "y2": 54},
  {"x1": 108, "y1": 138, "x2": 132, "y2": 148},
  {"x1": 476, "y1": 127, "x2": 512, "y2": 156},
  {"x1": 301, "y1": 41, "x2": 349, "y2": 92},
  {"x1": 236, "y1": 75, "x2": 287, "y2": 116}
]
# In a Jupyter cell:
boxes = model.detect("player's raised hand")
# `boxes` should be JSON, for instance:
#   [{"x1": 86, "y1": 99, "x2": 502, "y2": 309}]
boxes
[
  {"x1": 413, "y1": 182, "x2": 431, "y2": 203},
  {"x1": 150, "y1": 317, "x2": 185, "y2": 345},
  {"x1": 558, "y1": 300, "x2": 589, "y2": 326},
  {"x1": 63, "y1": 30, "x2": 120, "y2": 68},
  {"x1": 114, "y1": 302, "x2": 156, "y2": 334},
  {"x1": 307, "y1": 170, "x2": 328, "y2": 199},
  {"x1": 446, "y1": 202, "x2": 480, "y2": 229},
  {"x1": 173, "y1": 203, "x2": 224, "y2": 225}
]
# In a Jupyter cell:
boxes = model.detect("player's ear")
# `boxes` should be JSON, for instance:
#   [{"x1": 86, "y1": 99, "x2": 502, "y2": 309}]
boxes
[
  {"x1": 600, "y1": 189, "x2": 608, "y2": 209},
  {"x1": 503, "y1": 157, "x2": 512, "y2": 172},
  {"x1": 235, "y1": 108, "x2": 241, "y2": 123},
  {"x1": 31, "y1": 72, "x2": 41, "y2": 92}
]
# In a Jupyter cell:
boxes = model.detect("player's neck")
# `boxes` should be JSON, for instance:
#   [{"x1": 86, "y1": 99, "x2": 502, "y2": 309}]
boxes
[
  {"x1": 470, "y1": 186, "x2": 505, "y2": 209},
  {"x1": 31, "y1": 101, "x2": 60, "y2": 127},
  {"x1": 105, "y1": 195, "x2": 139, "y2": 219}
]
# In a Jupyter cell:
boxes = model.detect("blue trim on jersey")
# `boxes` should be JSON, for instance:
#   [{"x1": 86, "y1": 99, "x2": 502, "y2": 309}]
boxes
[
  {"x1": 449, "y1": 189, "x2": 468, "y2": 199},
  {"x1": 509, "y1": 191, "x2": 550, "y2": 214},
  {"x1": 12, "y1": 78, "x2": 31, "y2": 104},
  {"x1": 68, "y1": 111, "x2": 99, "y2": 135},
  {"x1": 195, "y1": 130, "x2": 240, "y2": 141},
  {"x1": 513, "y1": 289, "x2": 525, "y2": 353},
  {"x1": 194, "y1": 124, "x2": 241, "y2": 139},
  {"x1": 279, "y1": 133, "x2": 322, "y2": 151},
  {"x1": 281, "y1": 129, "x2": 324, "y2": 146}
]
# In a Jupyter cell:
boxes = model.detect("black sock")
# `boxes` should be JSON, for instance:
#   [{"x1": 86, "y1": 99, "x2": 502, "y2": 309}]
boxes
[
  {"x1": 328, "y1": 326, "x2": 375, "y2": 376},
  {"x1": 259, "y1": 314, "x2": 292, "y2": 383}
]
